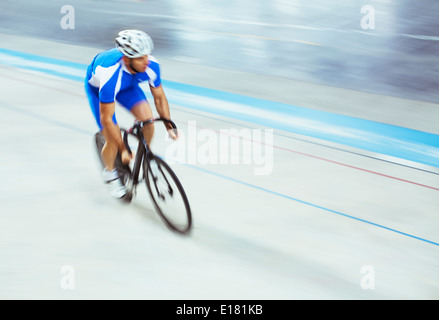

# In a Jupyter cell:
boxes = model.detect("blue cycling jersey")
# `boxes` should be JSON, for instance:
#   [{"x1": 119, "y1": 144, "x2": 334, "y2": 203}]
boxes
[
  {"x1": 85, "y1": 48, "x2": 163, "y2": 129},
  {"x1": 86, "y1": 48, "x2": 161, "y2": 104}
]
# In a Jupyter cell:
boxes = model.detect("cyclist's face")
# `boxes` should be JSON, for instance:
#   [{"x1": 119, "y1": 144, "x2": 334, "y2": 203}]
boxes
[{"x1": 128, "y1": 55, "x2": 149, "y2": 73}]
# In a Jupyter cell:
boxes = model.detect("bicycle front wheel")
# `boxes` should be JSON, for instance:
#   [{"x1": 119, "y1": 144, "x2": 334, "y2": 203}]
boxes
[{"x1": 144, "y1": 155, "x2": 192, "y2": 234}]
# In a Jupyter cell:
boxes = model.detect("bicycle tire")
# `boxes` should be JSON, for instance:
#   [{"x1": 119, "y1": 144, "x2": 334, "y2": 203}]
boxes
[
  {"x1": 144, "y1": 155, "x2": 192, "y2": 234},
  {"x1": 94, "y1": 131, "x2": 106, "y2": 168}
]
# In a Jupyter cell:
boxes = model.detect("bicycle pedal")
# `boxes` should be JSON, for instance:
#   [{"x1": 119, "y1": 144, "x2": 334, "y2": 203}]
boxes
[{"x1": 121, "y1": 192, "x2": 133, "y2": 203}]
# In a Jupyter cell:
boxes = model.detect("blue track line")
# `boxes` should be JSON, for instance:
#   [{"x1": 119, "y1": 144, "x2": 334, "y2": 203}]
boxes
[{"x1": 186, "y1": 164, "x2": 439, "y2": 247}]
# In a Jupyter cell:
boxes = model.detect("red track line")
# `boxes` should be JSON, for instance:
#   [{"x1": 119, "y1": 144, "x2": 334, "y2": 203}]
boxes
[{"x1": 274, "y1": 144, "x2": 439, "y2": 191}]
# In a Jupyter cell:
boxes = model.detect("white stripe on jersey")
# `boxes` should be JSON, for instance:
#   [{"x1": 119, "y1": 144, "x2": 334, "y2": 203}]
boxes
[
  {"x1": 146, "y1": 67, "x2": 158, "y2": 87},
  {"x1": 114, "y1": 67, "x2": 123, "y2": 100},
  {"x1": 89, "y1": 63, "x2": 121, "y2": 89},
  {"x1": 147, "y1": 55, "x2": 160, "y2": 87}
]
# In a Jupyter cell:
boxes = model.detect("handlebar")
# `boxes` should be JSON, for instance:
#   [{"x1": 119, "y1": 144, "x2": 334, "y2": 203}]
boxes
[
  {"x1": 128, "y1": 117, "x2": 177, "y2": 133},
  {"x1": 123, "y1": 117, "x2": 177, "y2": 154}
]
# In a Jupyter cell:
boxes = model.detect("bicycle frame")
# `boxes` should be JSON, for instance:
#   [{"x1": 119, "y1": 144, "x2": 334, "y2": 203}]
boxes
[
  {"x1": 121, "y1": 117, "x2": 177, "y2": 195},
  {"x1": 95, "y1": 117, "x2": 191, "y2": 233}
]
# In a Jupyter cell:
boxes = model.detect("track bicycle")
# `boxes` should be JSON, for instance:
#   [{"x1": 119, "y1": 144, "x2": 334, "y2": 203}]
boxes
[{"x1": 94, "y1": 118, "x2": 192, "y2": 234}]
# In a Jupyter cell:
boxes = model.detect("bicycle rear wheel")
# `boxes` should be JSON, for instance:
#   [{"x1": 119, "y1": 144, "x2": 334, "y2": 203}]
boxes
[{"x1": 144, "y1": 155, "x2": 192, "y2": 234}]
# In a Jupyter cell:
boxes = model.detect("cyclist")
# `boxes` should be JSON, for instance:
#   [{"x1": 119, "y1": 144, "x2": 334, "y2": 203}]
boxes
[{"x1": 85, "y1": 30, "x2": 175, "y2": 199}]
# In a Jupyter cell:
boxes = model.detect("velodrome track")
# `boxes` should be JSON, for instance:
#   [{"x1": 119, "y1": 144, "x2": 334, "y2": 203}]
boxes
[
  {"x1": 1, "y1": 2, "x2": 439, "y2": 300},
  {"x1": 1, "y1": 35, "x2": 438, "y2": 300}
]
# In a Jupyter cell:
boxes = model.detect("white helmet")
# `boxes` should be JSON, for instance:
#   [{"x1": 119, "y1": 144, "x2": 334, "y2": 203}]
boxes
[{"x1": 115, "y1": 30, "x2": 154, "y2": 58}]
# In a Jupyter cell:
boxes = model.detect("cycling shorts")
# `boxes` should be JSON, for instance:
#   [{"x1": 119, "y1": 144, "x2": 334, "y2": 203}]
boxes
[{"x1": 85, "y1": 80, "x2": 147, "y2": 130}]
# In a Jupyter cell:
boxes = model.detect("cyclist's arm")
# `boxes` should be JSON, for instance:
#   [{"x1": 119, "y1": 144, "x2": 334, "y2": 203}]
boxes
[
  {"x1": 100, "y1": 102, "x2": 126, "y2": 153},
  {"x1": 150, "y1": 85, "x2": 171, "y2": 124},
  {"x1": 150, "y1": 84, "x2": 177, "y2": 139}
]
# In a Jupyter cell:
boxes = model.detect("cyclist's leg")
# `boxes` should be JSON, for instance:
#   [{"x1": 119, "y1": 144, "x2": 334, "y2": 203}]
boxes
[
  {"x1": 85, "y1": 82, "x2": 119, "y2": 170},
  {"x1": 86, "y1": 82, "x2": 126, "y2": 197},
  {"x1": 131, "y1": 101, "x2": 154, "y2": 146},
  {"x1": 101, "y1": 124, "x2": 122, "y2": 171},
  {"x1": 116, "y1": 86, "x2": 154, "y2": 146},
  {"x1": 85, "y1": 81, "x2": 117, "y2": 130}
]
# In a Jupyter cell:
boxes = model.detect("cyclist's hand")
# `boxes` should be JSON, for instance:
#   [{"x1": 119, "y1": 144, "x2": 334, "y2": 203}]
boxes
[
  {"x1": 121, "y1": 149, "x2": 133, "y2": 165},
  {"x1": 168, "y1": 129, "x2": 178, "y2": 140},
  {"x1": 166, "y1": 123, "x2": 178, "y2": 140}
]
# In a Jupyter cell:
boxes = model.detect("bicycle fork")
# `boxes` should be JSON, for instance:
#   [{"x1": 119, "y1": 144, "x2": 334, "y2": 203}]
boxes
[{"x1": 145, "y1": 150, "x2": 174, "y2": 201}]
